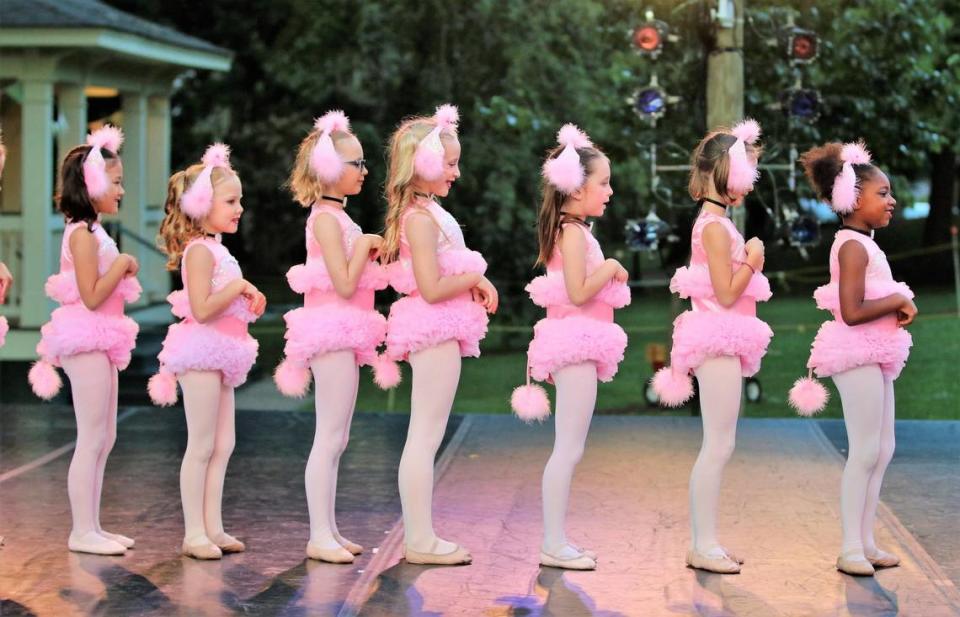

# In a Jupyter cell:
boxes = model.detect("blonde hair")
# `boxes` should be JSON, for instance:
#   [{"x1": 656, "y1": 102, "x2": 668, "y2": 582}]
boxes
[
  {"x1": 381, "y1": 116, "x2": 458, "y2": 263},
  {"x1": 287, "y1": 128, "x2": 355, "y2": 207},
  {"x1": 536, "y1": 145, "x2": 606, "y2": 266},
  {"x1": 157, "y1": 164, "x2": 236, "y2": 270},
  {"x1": 688, "y1": 128, "x2": 763, "y2": 202}
]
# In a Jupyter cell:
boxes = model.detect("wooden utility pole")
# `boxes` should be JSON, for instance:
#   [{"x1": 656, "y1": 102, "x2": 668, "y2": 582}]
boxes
[{"x1": 706, "y1": 0, "x2": 746, "y2": 233}]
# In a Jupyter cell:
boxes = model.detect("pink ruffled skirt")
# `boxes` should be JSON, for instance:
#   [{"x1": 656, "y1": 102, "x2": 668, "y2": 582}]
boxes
[
  {"x1": 157, "y1": 321, "x2": 258, "y2": 388},
  {"x1": 36, "y1": 304, "x2": 139, "y2": 369},
  {"x1": 385, "y1": 293, "x2": 488, "y2": 360},
  {"x1": 281, "y1": 305, "x2": 386, "y2": 367},
  {"x1": 527, "y1": 316, "x2": 627, "y2": 382},
  {"x1": 669, "y1": 310, "x2": 773, "y2": 377},
  {"x1": 808, "y1": 315, "x2": 911, "y2": 380},
  {"x1": 0, "y1": 315, "x2": 7, "y2": 347}
]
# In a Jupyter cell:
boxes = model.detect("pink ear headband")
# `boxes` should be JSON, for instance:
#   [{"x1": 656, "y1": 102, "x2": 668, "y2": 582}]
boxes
[
  {"x1": 309, "y1": 110, "x2": 351, "y2": 184},
  {"x1": 414, "y1": 104, "x2": 459, "y2": 181},
  {"x1": 181, "y1": 143, "x2": 233, "y2": 220},
  {"x1": 726, "y1": 118, "x2": 761, "y2": 194},
  {"x1": 542, "y1": 123, "x2": 594, "y2": 194},
  {"x1": 83, "y1": 125, "x2": 124, "y2": 199},
  {"x1": 831, "y1": 141, "x2": 871, "y2": 214}
]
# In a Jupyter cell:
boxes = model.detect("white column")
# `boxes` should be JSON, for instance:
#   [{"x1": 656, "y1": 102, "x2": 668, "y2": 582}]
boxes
[
  {"x1": 19, "y1": 78, "x2": 55, "y2": 328},
  {"x1": 143, "y1": 94, "x2": 172, "y2": 300},
  {"x1": 56, "y1": 84, "x2": 87, "y2": 158},
  {"x1": 117, "y1": 91, "x2": 149, "y2": 301}
]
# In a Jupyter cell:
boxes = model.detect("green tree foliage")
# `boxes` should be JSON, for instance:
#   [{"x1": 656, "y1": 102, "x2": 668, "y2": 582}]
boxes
[{"x1": 109, "y1": 0, "x2": 958, "y2": 300}]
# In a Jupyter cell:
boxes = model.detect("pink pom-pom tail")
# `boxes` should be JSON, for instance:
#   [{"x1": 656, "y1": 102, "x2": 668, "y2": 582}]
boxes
[
  {"x1": 788, "y1": 376, "x2": 829, "y2": 417},
  {"x1": 651, "y1": 366, "x2": 694, "y2": 408},
  {"x1": 274, "y1": 358, "x2": 312, "y2": 398},
  {"x1": 511, "y1": 383, "x2": 551, "y2": 423},
  {"x1": 148, "y1": 370, "x2": 179, "y2": 407},
  {"x1": 371, "y1": 354, "x2": 402, "y2": 390},
  {"x1": 29, "y1": 361, "x2": 62, "y2": 400}
]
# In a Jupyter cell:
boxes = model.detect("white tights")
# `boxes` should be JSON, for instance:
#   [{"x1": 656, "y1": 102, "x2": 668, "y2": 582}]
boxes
[
  {"x1": 178, "y1": 370, "x2": 236, "y2": 545},
  {"x1": 833, "y1": 364, "x2": 895, "y2": 557},
  {"x1": 305, "y1": 350, "x2": 359, "y2": 549},
  {"x1": 541, "y1": 362, "x2": 597, "y2": 557},
  {"x1": 62, "y1": 352, "x2": 122, "y2": 548},
  {"x1": 398, "y1": 340, "x2": 462, "y2": 553},
  {"x1": 689, "y1": 355, "x2": 742, "y2": 555}
]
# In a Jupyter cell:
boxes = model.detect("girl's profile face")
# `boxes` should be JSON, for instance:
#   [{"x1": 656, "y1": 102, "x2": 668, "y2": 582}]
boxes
[
  {"x1": 91, "y1": 159, "x2": 125, "y2": 215},
  {"x1": 331, "y1": 135, "x2": 367, "y2": 197},
  {"x1": 853, "y1": 169, "x2": 895, "y2": 229},
  {"x1": 420, "y1": 136, "x2": 461, "y2": 197},
  {"x1": 204, "y1": 173, "x2": 243, "y2": 235},
  {"x1": 579, "y1": 156, "x2": 613, "y2": 218}
]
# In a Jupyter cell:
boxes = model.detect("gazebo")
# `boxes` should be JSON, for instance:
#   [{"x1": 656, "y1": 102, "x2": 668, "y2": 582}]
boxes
[{"x1": 0, "y1": 0, "x2": 231, "y2": 359}]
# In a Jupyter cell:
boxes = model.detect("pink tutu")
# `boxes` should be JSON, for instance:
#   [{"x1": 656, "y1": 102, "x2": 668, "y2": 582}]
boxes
[
  {"x1": 527, "y1": 316, "x2": 627, "y2": 382},
  {"x1": 45, "y1": 272, "x2": 142, "y2": 305},
  {"x1": 0, "y1": 315, "x2": 9, "y2": 347},
  {"x1": 808, "y1": 316, "x2": 912, "y2": 380},
  {"x1": 669, "y1": 310, "x2": 773, "y2": 377},
  {"x1": 287, "y1": 260, "x2": 389, "y2": 295},
  {"x1": 388, "y1": 249, "x2": 487, "y2": 295},
  {"x1": 526, "y1": 275, "x2": 631, "y2": 309},
  {"x1": 385, "y1": 294, "x2": 488, "y2": 360},
  {"x1": 156, "y1": 320, "x2": 258, "y2": 388},
  {"x1": 670, "y1": 264, "x2": 772, "y2": 302},
  {"x1": 36, "y1": 304, "x2": 139, "y2": 369},
  {"x1": 281, "y1": 305, "x2": 386, "y2": 367},
  {"x1": 813, "y1": 279, "x2": 914, "y2": 312}
]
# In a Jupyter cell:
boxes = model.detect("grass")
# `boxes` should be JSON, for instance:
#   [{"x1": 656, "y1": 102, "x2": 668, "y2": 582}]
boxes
[{"x1": 250, "y1": 287, "x2": 960, "y2": 420}]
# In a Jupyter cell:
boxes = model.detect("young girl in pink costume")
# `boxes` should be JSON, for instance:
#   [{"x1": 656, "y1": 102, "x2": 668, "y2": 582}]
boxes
[
  {"x1": 510, "y1": 125, "x2": 630, "y2": 571},
  {"x1": 148, "y1": 144, "x2": 266, "y2": 560},
  {"x1": 29, "y1": 126, "x2": 141, "y2": 555},
  {"x1": 381, "y1": 104, "x2": 498, "y2": 566},
  {"x1": 0, "y1": 137, "x2": 10, "y2": 347},
  {"x1": 788, "y1": 142, "x2": 915, "y2": 576},
  {"x1": 273, "y1": 111, "x2": 392, "y2": 564},
  {"x1": 651, "y1": 120, "x2": 772, "y2": 574}
]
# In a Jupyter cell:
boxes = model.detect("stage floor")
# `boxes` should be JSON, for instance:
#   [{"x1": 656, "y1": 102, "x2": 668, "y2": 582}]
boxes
[{"x1": 1, "y1": 406, "x2": 957, "y2": 616}]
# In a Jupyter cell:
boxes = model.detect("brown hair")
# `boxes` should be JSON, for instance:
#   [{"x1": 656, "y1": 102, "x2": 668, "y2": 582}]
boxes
[
  {"x1": 287, "y1": 128, "x2": 356, "y2": 207},
  {"x1": 688, "y1": 129, "x2": 763, "y2": 202},
  {"x1": 381, "y1": 116, "x2": 457, "y2": 264},
  {"x1": 799, "y1": 142, "x2": 877, "y2": 206},
  {"x1": 56, "y1": 144, "x2": 120, "y2": 228},
  {"x1": 535, "y1": 145, "x2": 606, "y2": 266},
  {"x1": 157, "y1": 164, "x2": 236, "y2": 270}
]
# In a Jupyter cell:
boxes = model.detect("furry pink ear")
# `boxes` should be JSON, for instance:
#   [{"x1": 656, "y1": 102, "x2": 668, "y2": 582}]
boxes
[
  {"x1": 414, "y1": 104, "x2": 459, "y2": 181},
  {"x1": 180, "y1": 143, "x2": 233, "y2": 220},
  {"x1": 310, "y1": 110, "x2": 351, "y2": 184},
  {"x1": 830, "y1": 142, "x2": 872, "y2": 214},
  {"x1": 82, "y1": 125, "x2": 125, "y2": 199},
  {"x1": 726, "y1": 118, "x2": 761, "y2": 194},
  {"x1": 542, "y1": 123, "x2": 593, "y2": 194}
]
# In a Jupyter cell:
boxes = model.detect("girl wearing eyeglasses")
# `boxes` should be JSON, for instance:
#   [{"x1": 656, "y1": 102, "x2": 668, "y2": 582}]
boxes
[{"x1": 274, "y1": 111, "x2": 392, "y2": 564}]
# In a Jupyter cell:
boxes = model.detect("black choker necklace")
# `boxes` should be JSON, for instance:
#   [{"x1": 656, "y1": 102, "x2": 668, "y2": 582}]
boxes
[
  {"x1": 413, "y1": 191, "x2": 434, "y2": 201},
  {"x1": 698, "y1": 197, "x2": 729, "y2": 209},
  {"x1": 559, "y1": 214, "x2": 588, "y2": 227},
  {"x1": 320, "y1": 195, "x2": 344, "y2": 204},
  {"x1": 202, "y1": 231, "x2": 218, "y2": 239},
  {"x1": 840, "y1": 224, "x2": 873, "y2": 237}
]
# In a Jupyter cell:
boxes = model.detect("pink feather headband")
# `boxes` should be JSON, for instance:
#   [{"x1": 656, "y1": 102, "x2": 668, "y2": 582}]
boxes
[
  {"x1": 310, "y1": 110, "x2": 351, "y2": 184},
  {"x1": 83, "y1": 125, "x2": 124, "y2": 199},
  {"x1": 414, "y1": 104, "x2": 459, "y2": 181},
  {"x1": 543, "y1": 123, "x2": 594, "y2": 194},
  {"x1": 180, "y1": 143, "x2": 233, "y2": 220},
  {"x1": 726, "y1": 118, "x2": 762, "y2": 194},
  {"x1": 831, "y1": 141, "x2": 872, "y2": 214}
]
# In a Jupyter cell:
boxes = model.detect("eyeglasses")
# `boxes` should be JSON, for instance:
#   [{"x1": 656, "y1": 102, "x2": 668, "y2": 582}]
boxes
[{"x1": 344, "y1": 159, "x2": 368, "y2": 172}]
